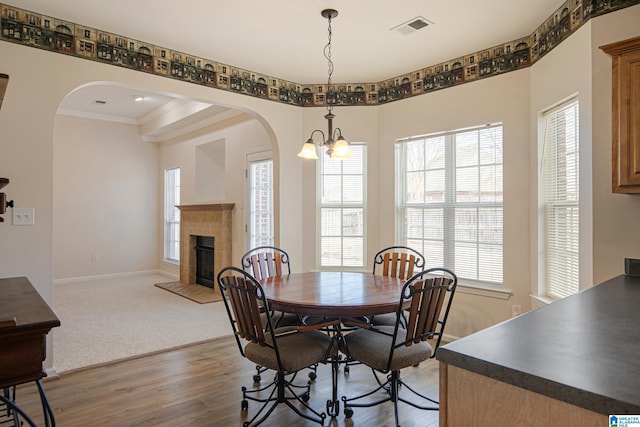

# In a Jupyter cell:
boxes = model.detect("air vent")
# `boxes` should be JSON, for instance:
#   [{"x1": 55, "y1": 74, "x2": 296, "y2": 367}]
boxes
[
  {"x1": 92, "y1": 99, "x2": 107, "y2": 105},
  {"x1": 390, "y1": 16, "x2": 433, "y2": 35}
]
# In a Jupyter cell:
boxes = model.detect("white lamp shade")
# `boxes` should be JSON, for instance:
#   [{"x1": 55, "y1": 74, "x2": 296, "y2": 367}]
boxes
[
  {"x1": 298, "y1": 141, "x2": 319, "y2": 159},
  {"x1": 331, "y1": 138, "x2": 351, "y2": 160}
]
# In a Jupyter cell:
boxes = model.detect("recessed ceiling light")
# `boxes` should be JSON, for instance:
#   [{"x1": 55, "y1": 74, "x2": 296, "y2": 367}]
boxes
[{"x1": 133, "y1": 95, "x2": 145, "y2": 102}]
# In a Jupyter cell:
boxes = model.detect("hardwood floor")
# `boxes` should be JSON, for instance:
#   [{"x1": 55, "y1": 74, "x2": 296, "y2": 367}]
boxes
[{"x1": 13, "y1": 335, "x2": 440, "y2": 426}]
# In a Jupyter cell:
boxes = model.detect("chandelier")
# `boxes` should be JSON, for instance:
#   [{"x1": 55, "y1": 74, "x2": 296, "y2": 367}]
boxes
[{"x1": 297, "y1": 9, "x2": 351, "y2": 160}]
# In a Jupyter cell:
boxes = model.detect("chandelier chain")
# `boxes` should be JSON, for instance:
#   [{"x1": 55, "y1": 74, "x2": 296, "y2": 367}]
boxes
[{"x1": 324, "y1": 14, "x2": 334, "y2": 113}]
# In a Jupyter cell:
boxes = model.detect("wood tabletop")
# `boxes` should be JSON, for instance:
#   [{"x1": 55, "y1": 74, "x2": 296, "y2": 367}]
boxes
[
  {"x1": 260, "y1": 271, "x2": 405, "y2": 317},
  {"x1": 0, "y1": 276, "x2": 60, "y2": 333}
]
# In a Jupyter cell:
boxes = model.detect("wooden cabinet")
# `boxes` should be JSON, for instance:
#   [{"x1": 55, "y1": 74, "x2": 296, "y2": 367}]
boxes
[
  {"x1": 0, "y1": 276, "x2": 60, "y2": 388},
  {"x1": 601, "y1": 36, "x2": 640, "y2": 193}
]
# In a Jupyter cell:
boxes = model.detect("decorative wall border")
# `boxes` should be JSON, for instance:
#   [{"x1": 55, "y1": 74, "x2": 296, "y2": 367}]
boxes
[{"x1": 1, "y1": 0, "x2": 638, "y2": 107}]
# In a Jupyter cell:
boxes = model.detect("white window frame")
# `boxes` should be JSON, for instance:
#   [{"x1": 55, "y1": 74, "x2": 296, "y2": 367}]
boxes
[
  {"x1": 395, "y1": 124, "x2": 504, "y2": 286},
  {"x1": 317, "y1": 144, "x2": 367, "y2": 269},
  {"x1": 164, "y1": 167, "x2": 180, "y2": 264},
  {"x1": 245, "y1": 149, "x2": 274, "y2": 250},
  {"x1": 538, "y1": 98, "x2": 580, "y2": 300}
]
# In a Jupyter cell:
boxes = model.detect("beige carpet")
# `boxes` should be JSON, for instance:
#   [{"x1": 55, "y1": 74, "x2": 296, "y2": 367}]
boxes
[
  {"x1": 154, "y1": 281, "x2": 222, "y2": 303},
  {"x1": 53, "y1": 273, "x2": 232, "y2": 373}
]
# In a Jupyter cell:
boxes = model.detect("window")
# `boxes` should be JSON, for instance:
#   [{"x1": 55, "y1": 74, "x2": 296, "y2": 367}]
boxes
[
  {"x1": 319, "y1": 145, "x2": 366, "y2": 268},
  {"x1": 247, "y1": 152, "x2": 274, "y2": 248},
  {"x1": 164, "y1": 168, "x2": 180, "y2": 263},
  {"x1": 396, "y1": 124, "x2": 503, "y2": 284},
  {"x1": 540, "y1": 99, "x2": 579, "y2": 299}
]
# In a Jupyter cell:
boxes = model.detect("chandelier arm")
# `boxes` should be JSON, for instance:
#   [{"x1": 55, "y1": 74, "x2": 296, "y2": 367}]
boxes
[{"x1": 309, "y1": 129, "x2": 326, "y2": 144}]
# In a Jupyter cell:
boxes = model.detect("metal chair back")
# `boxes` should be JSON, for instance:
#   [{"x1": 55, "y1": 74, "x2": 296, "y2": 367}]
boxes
[
  {"x1": 217, "y1": 267, "x2": 279, "y2": 360},
  {"x1": 373, "y1": 246, "x2": 425, "y2": 280},
  {"x1": 387, "y1": 267, "x2": 457, "y2": 370},
  {"x1": 241, "y1": 246, "x2": 291, "y2": 280}
]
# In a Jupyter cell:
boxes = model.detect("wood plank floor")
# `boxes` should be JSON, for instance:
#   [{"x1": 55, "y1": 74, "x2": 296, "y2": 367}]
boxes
[{"x1": 13, "y1": 335, "x2": 440, "y2": 426}]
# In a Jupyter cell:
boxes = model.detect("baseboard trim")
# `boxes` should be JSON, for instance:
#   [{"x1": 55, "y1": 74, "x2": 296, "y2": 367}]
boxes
[{"x1": 54, "y1": 270, "x2": 177, "y2": 285}]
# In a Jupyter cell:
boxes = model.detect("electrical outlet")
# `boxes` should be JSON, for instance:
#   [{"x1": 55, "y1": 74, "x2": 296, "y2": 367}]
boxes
[
  {"x1": 13, "y1": 207, "x2": 35, "y2": 226},
  {"x1": 511, "y1": 305, "x2": 522, "y2": 317},
  {"x1": 91, "y1": 254, "x2": 98, "y2": 263}
]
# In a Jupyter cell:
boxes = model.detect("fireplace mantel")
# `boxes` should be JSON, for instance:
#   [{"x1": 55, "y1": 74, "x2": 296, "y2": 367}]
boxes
[
  {"x1": 178, "y1": 203, "x2": 234, "y2": 291},
  {"x1": 177, "y1": 203, "x2": 235, "y2": 212}
]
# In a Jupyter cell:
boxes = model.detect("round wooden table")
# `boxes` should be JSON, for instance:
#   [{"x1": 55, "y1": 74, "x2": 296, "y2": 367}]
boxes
[
  {"x1": 260, "y1": 271, "x2": 406, "y2": 417},
  {"x1": 259, "y1": 271, "x2": 405, "y2": 318}
]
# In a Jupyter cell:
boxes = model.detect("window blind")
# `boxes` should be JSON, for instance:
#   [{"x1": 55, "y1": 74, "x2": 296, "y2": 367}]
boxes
[
  {"x1": 249, "y1": 158, "x2": 274, "y2": 248},
  {"x1": 164, "y1": 167, "x2": 180, "y2": 262},
  {"x1": 396, "y1": 124, "x2": 503, "y2": 284},
  {"x1": 319, "y1": 144, "x2": 366, "y2": 267},
  {"x1": 542, "y1": 99, "x2": 579, "y2": 299}
]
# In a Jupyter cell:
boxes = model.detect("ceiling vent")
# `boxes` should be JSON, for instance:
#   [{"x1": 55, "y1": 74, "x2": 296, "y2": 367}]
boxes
[
  {"x1": 390, "y1": 16, "x2": 433, "y2": 35},
  {"x1": 92, "y1": 99, "x2": 107, "y2": 105}
]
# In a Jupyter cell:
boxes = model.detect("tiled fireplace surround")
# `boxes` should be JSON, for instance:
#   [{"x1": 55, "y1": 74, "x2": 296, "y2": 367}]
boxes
[{"x1": 178, "y1": 203, "x2": 234, "y2": 293}]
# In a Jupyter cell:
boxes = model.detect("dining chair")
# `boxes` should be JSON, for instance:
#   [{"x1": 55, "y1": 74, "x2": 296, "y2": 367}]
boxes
[
  {"x1": 241, "y1": 246, "x2": 315, "y2": 383},
  {"x1": 340, "y1": 267, "x2": 457, "y2": 427},
  {"x1": 217, "y1": 266, "x2": 339, "y2": 427},
  {"x1": 370, "y1": 245, "x2": 426, "y2": 327}
]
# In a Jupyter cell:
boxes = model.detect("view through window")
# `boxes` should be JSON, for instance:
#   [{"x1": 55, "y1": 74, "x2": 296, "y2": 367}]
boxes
[
  {"x1": 164, "y1": 167, "x2": 180, "y2": 263},
  {"x1": 247, "y1": 152, "x2": 274, "y2": 248},
  {"x1": 540, "y1": 98, "x2": 579, "y2": 299},
  {"x1": 319, "y1": 145, "x2": 366, "y2": 267},
  {"x1": 396, "y1": 125, "x2": 503, "y2": 284}
]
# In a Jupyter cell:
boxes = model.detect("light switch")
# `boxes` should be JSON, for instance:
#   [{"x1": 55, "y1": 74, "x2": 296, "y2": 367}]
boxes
[{"x1": 13, "y1": 208, "x2": 35, "y2": 226}]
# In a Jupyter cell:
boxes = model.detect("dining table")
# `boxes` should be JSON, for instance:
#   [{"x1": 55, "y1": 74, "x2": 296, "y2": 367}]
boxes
[{"x1": 259, "y1": 271, "x2": 406, "y2": 417}]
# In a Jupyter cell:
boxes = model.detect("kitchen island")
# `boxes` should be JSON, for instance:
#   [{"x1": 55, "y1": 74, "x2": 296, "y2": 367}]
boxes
[{"x1": 436, "y1": 274, "x2": 640, "y2": 426}]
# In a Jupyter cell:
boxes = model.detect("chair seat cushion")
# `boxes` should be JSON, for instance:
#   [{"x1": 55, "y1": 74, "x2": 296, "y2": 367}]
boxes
[
  {"x1": 245, "y1": 329, "x2": 336, "y2": 373},
  {"x1": 342, "y1": 326, "x2": 432, "y2": 372},
  {"x1": 370, "y1": 312, "x2": 398, "y2": 327}
]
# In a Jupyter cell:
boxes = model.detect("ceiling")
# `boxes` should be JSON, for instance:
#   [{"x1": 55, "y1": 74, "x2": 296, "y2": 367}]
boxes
[{"x1": 11, "y1": 0, "x2": 566, "y2": 137}]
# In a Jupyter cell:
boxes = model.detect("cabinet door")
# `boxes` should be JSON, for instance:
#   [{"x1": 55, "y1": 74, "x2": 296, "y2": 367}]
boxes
[{"x1": 601, "y1": 37, "x2": 640, "y2": 193}]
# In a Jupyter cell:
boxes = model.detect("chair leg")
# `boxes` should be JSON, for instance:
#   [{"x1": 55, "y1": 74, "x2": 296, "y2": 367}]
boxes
[
  {"x1": 241, "y1": 371, "x2": 325, "y2": 426},
  {"x1": 342, "y1": 370, "x2": 438, "y2": 426}
]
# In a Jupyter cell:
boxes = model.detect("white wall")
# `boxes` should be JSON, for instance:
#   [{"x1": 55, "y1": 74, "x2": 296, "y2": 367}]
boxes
[
  {"x1": 378, "y1": 70, "x2": 532, "y2": 337},
  {"x1": 159, "y1": 118, "x2": 272, "y2": 274},
  {"x1": 1, "y1": 4, "x2": 639, "y2": 369},
  {"x1": 53, "y1": 115, "x2": 160, "y2": 279},
  {"x1": 529, "y1": 18, "x2": 594, "y2": 296},
  {"x1": 591, "y1": 4, "x2": 640, "y2": 283},
  {"x1": 195, "y1": 139, "x2": 225, "y2": 202},
  {"x1": 0, "y1": 40, "x2": 303, "y2": 371}
]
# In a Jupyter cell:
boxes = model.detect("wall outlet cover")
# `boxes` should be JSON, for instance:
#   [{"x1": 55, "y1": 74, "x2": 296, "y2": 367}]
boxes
[{"x1": 13, "y1": 207, "x2": 35, "y2": 226}]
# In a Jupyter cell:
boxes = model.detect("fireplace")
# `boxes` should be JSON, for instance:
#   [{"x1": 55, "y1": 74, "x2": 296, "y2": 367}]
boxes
[
  {"x1": 195, "y1": 236, "x2": 215, "y2": 288},
  {"x1": 177, "y1": 203, "x2": 234, "y2": 292}
]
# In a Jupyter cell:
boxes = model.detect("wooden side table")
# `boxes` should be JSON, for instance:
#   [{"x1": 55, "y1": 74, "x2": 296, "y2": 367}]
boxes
[{"x1": 0, "y1": 276, "x2": 60, "y2": 426}]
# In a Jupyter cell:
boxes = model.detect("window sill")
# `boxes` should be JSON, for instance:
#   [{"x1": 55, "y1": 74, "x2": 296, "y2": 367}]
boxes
[
  {"x1": 163, "y1": 259, "x2": 180, "y2": 266},
  {"x1": 530, "y1": 294, "x2": 556, "y2": 309},
  {"x1": 457, "y1": 281, "x2": 513, "y2": 300}
]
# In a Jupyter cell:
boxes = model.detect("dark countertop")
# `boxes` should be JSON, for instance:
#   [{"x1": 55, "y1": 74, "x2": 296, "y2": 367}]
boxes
[{"x1": 436, "y1": 274, "x2": 640, "y2": 415}]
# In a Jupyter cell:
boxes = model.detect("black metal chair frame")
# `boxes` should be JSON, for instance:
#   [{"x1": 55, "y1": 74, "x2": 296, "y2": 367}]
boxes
[
  {"x1": 241, "y1": 246, "x2": 291, "y2": 280},
  {"x1": 218, "y1": 266, "x2": 338, "y2": 427},
  {"x1": 370, "y1": 245, "x2": 426, "y2": 328},
  {"x1": 372, "y1": 245, "x2": 426, "y2": 279},
  {"x1": 340, "y1": 267, "x2": 457, "y2": 427},
  {"x1": 240, "y1": 246, "x2": 315, "y2": 383},
  {"x1": 340, "y1": 246, "x2": 427, "y2": 376},
  {"x1": 1, "y1": 381, "x2": 55, "y2": 427}
]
